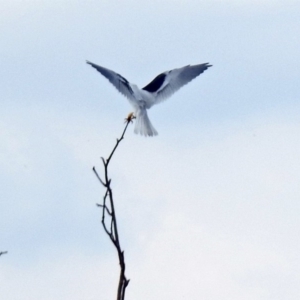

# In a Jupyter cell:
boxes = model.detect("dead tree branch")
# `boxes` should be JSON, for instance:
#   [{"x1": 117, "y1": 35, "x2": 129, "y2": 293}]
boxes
[
  {"x1": 93, "y1": 114, "x2": 134, "y2": 300},
  {"x1": 0, "y1": 251, "x2": 8, "y2": 256}
]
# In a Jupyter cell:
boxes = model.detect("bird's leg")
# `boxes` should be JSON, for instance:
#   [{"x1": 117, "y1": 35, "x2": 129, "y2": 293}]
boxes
[{"x1": 125, "y1": 112, "x2": 136, "y2": 123}]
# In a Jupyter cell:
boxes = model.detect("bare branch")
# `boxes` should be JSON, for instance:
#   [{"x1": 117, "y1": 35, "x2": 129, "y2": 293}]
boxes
[
  {"x1": 94, "y1": 117, "x2": 133, "y2": 300},
  {"x1": 0, "y1": 251, "x2": 8, "y2": 256},
  {"x1": 106, "y1": 118, "x2": 132, "y2": 165},
  {"x1": 97, "y1": 204, "x2": 112, "y2": 216},
  {"x1": 93, "y1": 167, "x2": 106, "y2": 186}
]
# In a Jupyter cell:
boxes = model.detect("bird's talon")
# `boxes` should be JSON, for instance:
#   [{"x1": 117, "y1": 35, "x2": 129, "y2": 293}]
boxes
[{"x1": 125, "y1": 112, "x2": 136, "y2": 123}]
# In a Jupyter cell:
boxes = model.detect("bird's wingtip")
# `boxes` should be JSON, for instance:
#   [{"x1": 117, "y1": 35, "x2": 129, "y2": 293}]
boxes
[{"x1": 86, "y1": 60, "x2": 96, "y2": 67}]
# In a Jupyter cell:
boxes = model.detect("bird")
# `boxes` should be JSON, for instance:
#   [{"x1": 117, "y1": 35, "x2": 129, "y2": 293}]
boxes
[{"x1": 86, "y1": 61, "x2": 212, "y2": 136}]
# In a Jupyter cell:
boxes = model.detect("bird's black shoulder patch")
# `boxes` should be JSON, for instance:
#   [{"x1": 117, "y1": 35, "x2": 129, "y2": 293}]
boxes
[{"x1": 142, "y1": 73, "x2": 166, "y2": 93}]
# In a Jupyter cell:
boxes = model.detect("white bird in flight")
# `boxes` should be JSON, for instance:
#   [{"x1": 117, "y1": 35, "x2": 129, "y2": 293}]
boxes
[{"x1": 87, "y1": 61, "x2": 212, "y2": 136}]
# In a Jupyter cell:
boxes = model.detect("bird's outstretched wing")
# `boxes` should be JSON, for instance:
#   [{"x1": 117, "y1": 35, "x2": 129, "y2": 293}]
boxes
[
  {"x1": 142, "y1": 63, "x2": 212, "y2": 105},
  {"x1": 86, "y1": 61, "x2": 136, "y2": 102}
]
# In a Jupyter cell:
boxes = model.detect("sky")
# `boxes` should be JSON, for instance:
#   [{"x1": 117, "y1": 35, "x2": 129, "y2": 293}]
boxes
[{"x1": 1, "y1": 0, "x2": 300, "y2": 299}]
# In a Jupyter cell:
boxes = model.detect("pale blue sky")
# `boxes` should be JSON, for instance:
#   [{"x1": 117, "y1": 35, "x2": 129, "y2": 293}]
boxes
[{"x1": 1, "y1": 1, "x2": 300, "y2": 299}]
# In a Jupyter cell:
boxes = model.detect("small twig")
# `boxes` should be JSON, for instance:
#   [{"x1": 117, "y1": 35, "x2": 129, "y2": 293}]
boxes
[
  {"x1": 97, "y1": 204, "x2": 112, "y2": 216},
  {"x1": 0, "y1": 251, "x2": 8, "y2": 256},
  {"x1": 93, "y1": 167, "x2": 106, "y2": 186},
  {"x1": 94, "y1": 115, "x2": 134, "y2": 300},
  {"x1": 106, "y1": 120, "x2": 132, "y2": 165}
]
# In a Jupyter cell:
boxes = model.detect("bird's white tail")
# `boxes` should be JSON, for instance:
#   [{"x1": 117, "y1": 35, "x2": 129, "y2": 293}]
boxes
[{"x1": 134, "y1": 109, "x2": 158, "y2": 137}]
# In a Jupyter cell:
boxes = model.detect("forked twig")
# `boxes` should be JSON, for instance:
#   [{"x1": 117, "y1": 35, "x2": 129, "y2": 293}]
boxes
[{"x1": 93, "y1": 114, "x2": 134, "y2": 300}]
